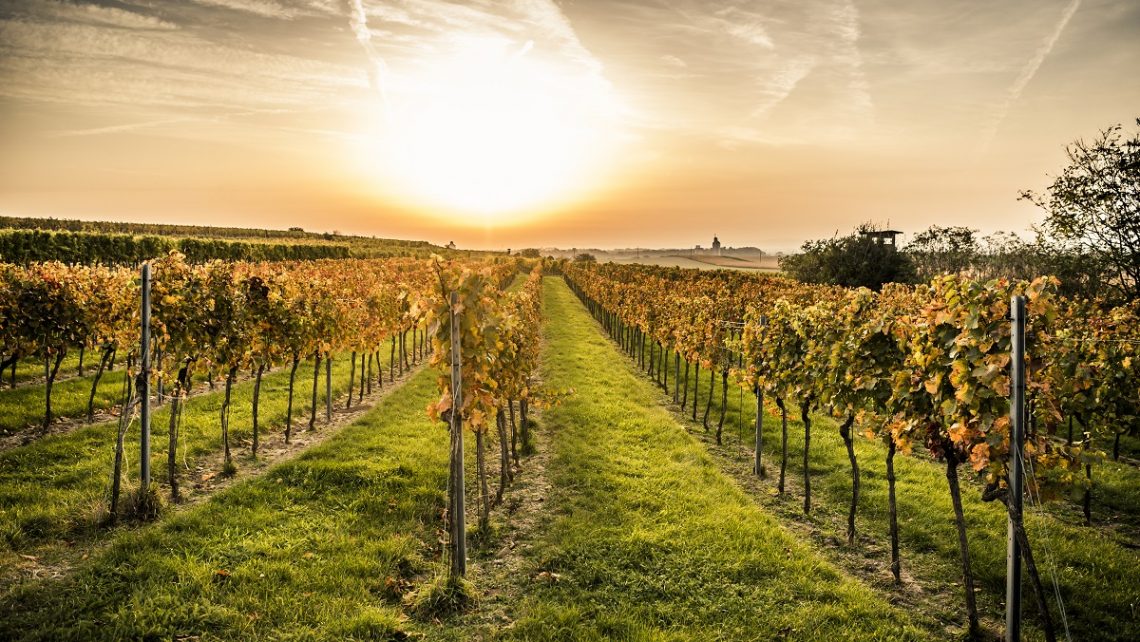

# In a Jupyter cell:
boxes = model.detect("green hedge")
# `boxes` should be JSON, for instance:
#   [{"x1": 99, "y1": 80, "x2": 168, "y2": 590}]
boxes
[{"x1": 0, "y1": 230, "x2": 350, "y2": 265}]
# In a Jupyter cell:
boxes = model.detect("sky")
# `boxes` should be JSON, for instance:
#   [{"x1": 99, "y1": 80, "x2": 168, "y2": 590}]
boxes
[{"x1": 0, "y1": 0, "x2": 1137, "y2": 252}]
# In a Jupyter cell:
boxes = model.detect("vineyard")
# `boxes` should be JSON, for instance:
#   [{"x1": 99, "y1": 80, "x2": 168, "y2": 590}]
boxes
[
  {"x1": 563, "y1": 261, "x2": 1139, "y2": 640},
  {"x1": 0, "y1": 253, "x2": 1136, "y2": 640}
]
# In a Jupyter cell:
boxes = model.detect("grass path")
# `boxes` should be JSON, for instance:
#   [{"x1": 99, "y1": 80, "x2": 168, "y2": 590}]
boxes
[
  {"x1": 0, "y1": 367, "x2": 449, "y2": 641},
  {"x1": 498, "y1": 278, "x2": 927, "y2": 641},
  {"x1": 0, "y1": 344, "x2": 421, "y2": 447},
  {"x1": 5, "y1": 351, "x2": 87, "y2": 387},
  {"x1": 0, "y1": 367, "x2": 128, "y2": 437},
  {"x1": 1, "y1": 352, "x2": 264, "y2": 439}
]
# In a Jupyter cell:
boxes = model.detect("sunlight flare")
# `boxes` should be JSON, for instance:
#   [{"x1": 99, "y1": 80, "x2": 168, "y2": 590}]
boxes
[{"x1": 359, "y1": 36, "x2": 623, "y2": 223}]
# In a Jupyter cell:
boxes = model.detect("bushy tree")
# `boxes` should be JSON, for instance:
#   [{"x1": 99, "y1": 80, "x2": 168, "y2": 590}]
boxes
[
  {"x1": 1021, "y1": 118, "x2": 1140, "y2": 303},
  {"x1": 906, "y1": 225, "x2": 978, "y2": 280},
  {"x1": 780, "y1": 224, "x2": 916, "y2": 290}
]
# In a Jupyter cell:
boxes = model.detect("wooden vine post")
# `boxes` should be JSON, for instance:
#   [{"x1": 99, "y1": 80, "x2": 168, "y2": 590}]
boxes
[{"x1": 448, "y1": 290, "x2": 467, "y2": 578}]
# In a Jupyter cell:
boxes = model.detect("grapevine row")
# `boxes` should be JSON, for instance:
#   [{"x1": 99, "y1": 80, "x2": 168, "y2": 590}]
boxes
[
  {"x1": 428, "y1": 260, "x2": 544, "y2": 552},
  {"x1": 563, "y1": 261, "x2": 1138, "y2": 638},
  {"x1": 0, "y1": 254, "x2": 521, "y2": 510}
]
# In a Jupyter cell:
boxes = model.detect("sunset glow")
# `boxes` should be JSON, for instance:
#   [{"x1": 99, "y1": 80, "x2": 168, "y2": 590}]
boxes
[
  {"x1": 360, "y1": 37, "x2": 621, "y2": 223},
  {"x1": 0, "y1": 1, "x2": 1137, "y2": 249}
]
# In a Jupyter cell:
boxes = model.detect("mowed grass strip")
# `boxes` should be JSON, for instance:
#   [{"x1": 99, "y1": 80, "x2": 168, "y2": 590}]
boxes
[
  {"x1": 622, "y1": 302, "x2": 1140, "y2": 640},
  {"x1": 0, "y1": 353, "x2": 295, "y2": 436},
  {"x1": 0, "y1": 351, "x2": 385, "y2": 553},
  {"x1": 0, "y1": 367, "x2": 446, "y2": 641},
  {"x1": 1, "y1": 352, "x2": 251, "y2": 434},
  {"x1": 505, "y1": 278, "x2": 926, "y2": 641},
  {"x1": 0, "y1": 367, "x2": 127, "y2": 434},
  {"x1": 6, "y1": 350, "x2": 86, "y2": 386}
]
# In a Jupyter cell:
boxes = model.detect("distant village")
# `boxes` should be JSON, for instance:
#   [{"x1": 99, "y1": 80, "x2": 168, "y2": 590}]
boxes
[
  {"x1": 533, "y1": 229, "x2": 903, "y2": 264},
  {"x1": 540, "y1": 236, "x2": 767, "y2": 260}
]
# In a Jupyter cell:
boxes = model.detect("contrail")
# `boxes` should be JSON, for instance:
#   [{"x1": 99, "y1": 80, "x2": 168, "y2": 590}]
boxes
[
  {"x1": 977, "y1": 0, "x2": 1081, "y2": 155},
  {"x1": 49, "y1": 107, "x2": 302, "y2": 138},
  {"x1": 50, "y1": 117, "x2": 194, "y2": 138},
  {"x1": 348, "y1": 0, "x2": 390, "y2": 109}
]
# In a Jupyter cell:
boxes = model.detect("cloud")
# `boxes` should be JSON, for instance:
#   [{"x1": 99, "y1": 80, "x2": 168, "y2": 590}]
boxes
[
  {"x1": 977, "y1": 0, "x2": 1082, "y2": 154},
  {"x1": 188, "y1": 0, "x2": 302, "y2": 20},
  {"x1": 47, "y1": 107, "x2": 306, "y2": 138},
  {"x1": 571, "y1": 1, "x2": 876, "y2": 145},
  {"x1": 347, "y1": 0, "x2": 390, "y2": 98},
  {"x1": 0, "y1": 0, "x2": 625, "y2": 149},
  {"x1": 50, "y1": 117, "x2": 197, "y2": 138},
  {"x1": 827, "y1": 0, "x2": 873, "y2": 122},
  {"x1": 6, "y1": 1, "x2": 178, "y2": 30},
  {"x1": 0, "y1": 16, "x2": 360, "y2": 112},
  {"x1": 349, "y1": 0, "x2": 619, "y2": 113}
]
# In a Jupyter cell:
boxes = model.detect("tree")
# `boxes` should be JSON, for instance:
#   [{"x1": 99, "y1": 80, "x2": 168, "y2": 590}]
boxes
[
  {"x1": 976, "y1": 231, "x2": 1039, "y2": 282},
  {"x1": 780, "y1": 224, "x2": 916, "y2": 290},
  {"x1": 1021, "y1": 119, "x2": 1140, "y2": 304},
  {"x1": 905, "y1": 225, "x2": 978, "y2": 280},
  {"x1": 573, "y1": 252, "x2": 597, "y2": 263}
]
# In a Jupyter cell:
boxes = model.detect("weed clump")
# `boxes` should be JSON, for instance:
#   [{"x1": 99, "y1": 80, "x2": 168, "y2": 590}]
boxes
[
  {"x1": 127, "y1": 483, "x2": 162, "y2": 521},
  {"x1": 402, "y1": 574, "x2": 476, "y2": 618}
]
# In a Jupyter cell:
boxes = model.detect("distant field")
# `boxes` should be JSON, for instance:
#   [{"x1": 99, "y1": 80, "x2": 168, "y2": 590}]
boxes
[{"x1": 612, "y1": 252, "x2": 781, "y2": 272}]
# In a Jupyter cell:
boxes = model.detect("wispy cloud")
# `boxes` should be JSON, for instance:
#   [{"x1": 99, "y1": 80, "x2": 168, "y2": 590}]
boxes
[
  {"x1": 977, "y1": 0, "x2": 1082, "y2": 154},
  {"x1": 352, "y1": 0, "x2": 619, "y2": 115},
  {"x1": 347, "y1": 0, "x2": 390, "y2": 99},
  {"x1": 1, "y1": 0, "x2": 623, "y2": 149},
  {"x1": 32, "y1": 1, "x2": 179, "y2": 30},
  {"x1": 0, "y1": 10, "x2": 359, "y2": 111},
  {"x1": 821, "y1": 0, "x2": 874, "y2": 132},
  {"x1": 188, "y1": 0, "x2": 302, "y2": 20},
  {"x1": 49, "y1": 117, "x2": 197, "y2": 138},
  {"x1": 576, "y1": 1, "x2": 875, "y2": 146},
  {"x1": 48, "y1": 107, "x2": 304, "y2": 138}
]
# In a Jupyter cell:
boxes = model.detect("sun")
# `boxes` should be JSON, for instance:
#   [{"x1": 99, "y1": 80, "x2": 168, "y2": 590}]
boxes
[{"x1": 359, "y1": 37, "x2": 622, "y2": 224}]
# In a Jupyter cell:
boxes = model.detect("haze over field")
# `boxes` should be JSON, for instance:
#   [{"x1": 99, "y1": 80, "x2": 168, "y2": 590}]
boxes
[{"x1": 1, "y1": 0, "x2": 1137, "y2": 251}]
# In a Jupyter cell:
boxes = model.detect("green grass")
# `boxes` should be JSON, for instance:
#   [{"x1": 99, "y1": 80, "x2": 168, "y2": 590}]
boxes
[
  {"x1": 1, "y1": 353, "x2": 266, "y2": 434},
  {"x1": 7, "y1": 351, "x2": 85, "y2": 385},
  {"x1": 616, "y1": 296, "x2": 1140, "y2": 641},
  {"x1": 0, "y1": 367, "x2": 448, "y2": 641},
  {"x1": 0, "y1": 350, "x2": 405, "y2": 555},
  {"x1": 0, "y1": 367, "x2": 127, "y2": 434},
  {"x1": 0, "y1": 352, "x2": 332, "y2": 434},
  {"x1": 495, "y1": 278, "x2": 926, "y2": 641}
]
